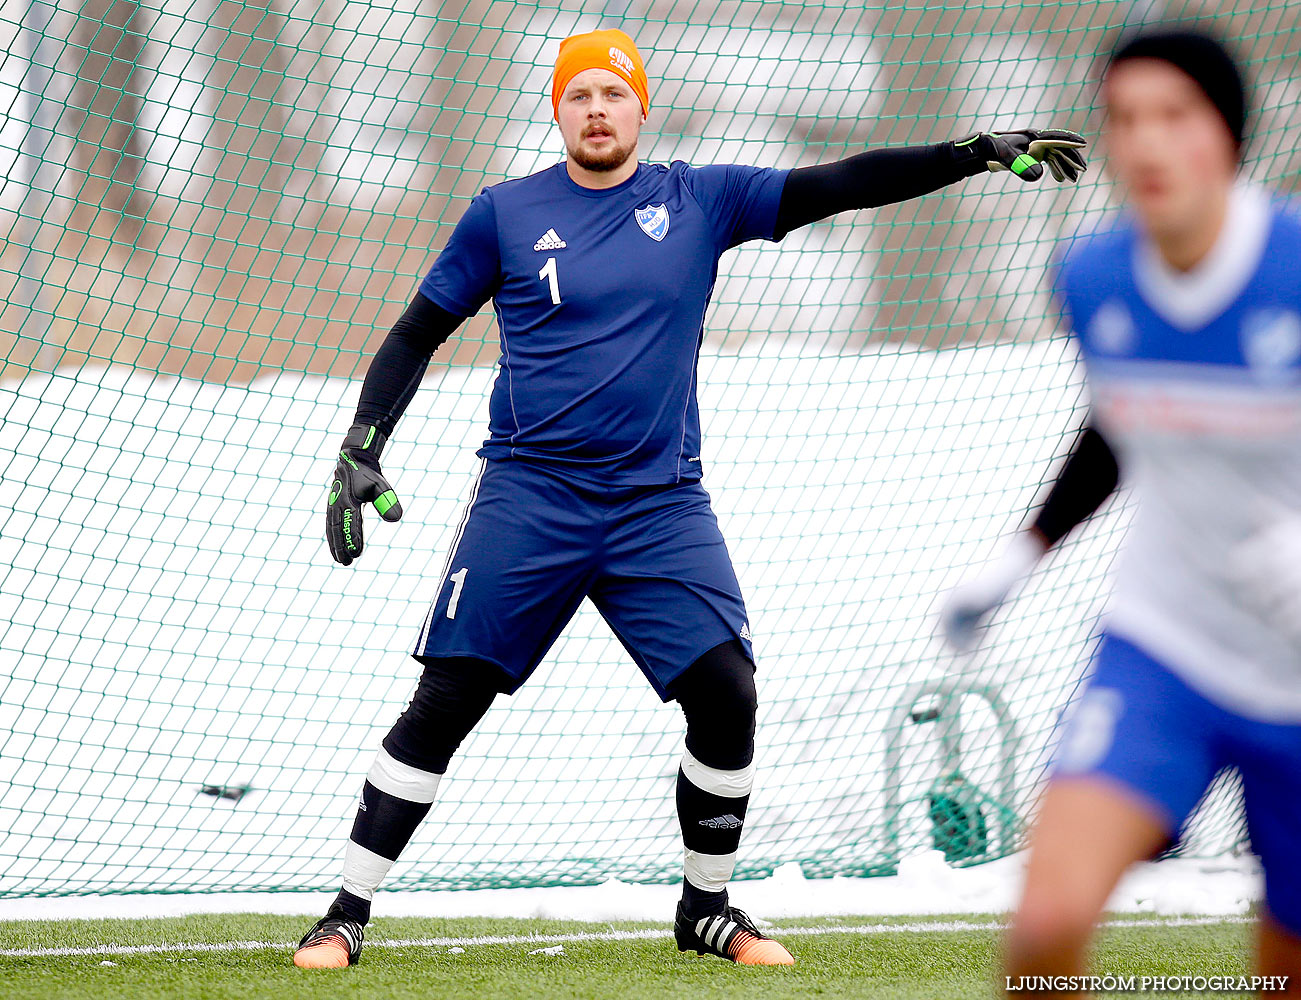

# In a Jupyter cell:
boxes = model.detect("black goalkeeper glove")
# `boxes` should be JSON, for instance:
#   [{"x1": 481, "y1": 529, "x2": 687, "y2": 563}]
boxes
[
  {"x1": 954, "y1": 128, "x2": 1088, "y2": 182},
  {"x1": 325, "y1": 422, "x2": 403, "y2": 566}
]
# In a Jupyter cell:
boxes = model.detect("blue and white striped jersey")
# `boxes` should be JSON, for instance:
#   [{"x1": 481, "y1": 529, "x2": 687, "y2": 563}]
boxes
[{"x1": 1056, "y1": 184, "x2": 1301, "y2": 721}]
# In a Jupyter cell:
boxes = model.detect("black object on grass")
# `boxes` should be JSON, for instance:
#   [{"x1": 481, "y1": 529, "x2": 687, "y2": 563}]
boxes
[{"x1": 200, "y1": 784, "x2": 252, "y2": 802}]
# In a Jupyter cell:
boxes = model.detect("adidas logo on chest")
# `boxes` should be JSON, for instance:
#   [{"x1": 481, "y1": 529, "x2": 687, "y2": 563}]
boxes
[{"x1": 533, "y1": 228, "x2": 567, "y2": 251}]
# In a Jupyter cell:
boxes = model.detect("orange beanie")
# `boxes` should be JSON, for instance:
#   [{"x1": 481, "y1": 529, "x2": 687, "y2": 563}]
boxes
[{"x1": 551, "y1": 29, "x2": 649, "y2": 121}]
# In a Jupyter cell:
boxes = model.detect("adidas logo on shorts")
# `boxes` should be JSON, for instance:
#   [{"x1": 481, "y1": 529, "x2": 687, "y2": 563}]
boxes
[
  {"x1": 533, "y1": 228, "x2": 567, "y2": 251},
  {"x1": 699, "y1": 814, "x2": 743, "y2": 830},
  {"x1": 739, "y1": 622, "x2": 752, "y2": 641}
]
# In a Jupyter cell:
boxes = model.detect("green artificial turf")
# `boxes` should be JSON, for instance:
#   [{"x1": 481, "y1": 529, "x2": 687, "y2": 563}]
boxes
[{"x1": 0, "y1": 912, "x2": 1254, "y2": 999}]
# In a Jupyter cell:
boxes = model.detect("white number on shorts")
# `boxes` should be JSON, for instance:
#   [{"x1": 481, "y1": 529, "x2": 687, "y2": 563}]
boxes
[
  {"x1": 538, "y1": 256, "x2": 561, "y2": 305},
  {"x1": 446, "y1": 567, "x2": 468, "y2": 620}
]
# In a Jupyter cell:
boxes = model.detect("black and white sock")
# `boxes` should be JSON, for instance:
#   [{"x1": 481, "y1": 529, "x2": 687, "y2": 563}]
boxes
[
  {"x1": 677, "y1": 745, "x2": 754, "y2": 919},
  {"x1": 332, "y1": 747, "x2": 443, "y2": 925}
]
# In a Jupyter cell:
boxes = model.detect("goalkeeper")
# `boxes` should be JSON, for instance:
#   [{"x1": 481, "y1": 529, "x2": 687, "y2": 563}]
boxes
[{"x1": 298, "y1": 28, "x2": 1087, "y2": 970}]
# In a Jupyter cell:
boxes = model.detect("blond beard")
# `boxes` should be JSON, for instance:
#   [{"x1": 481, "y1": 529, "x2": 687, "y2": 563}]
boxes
[{"x1": 567, "y1": 133, "x2": 638, "y2": 172}]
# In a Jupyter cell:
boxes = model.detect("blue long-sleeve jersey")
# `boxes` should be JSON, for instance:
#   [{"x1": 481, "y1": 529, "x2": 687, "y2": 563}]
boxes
[{"x1": 419, "y1": 160, "x2": 788, "y2": 484}]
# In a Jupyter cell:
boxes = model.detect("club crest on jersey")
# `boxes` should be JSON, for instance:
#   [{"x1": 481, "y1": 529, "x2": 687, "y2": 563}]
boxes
[
  {"x1": 1087, "y1": 299, "x2": 1134, "y2": 355},
  {"x1": 634, "y1": 203, "x2": 670, "y2": 242},
  {"x1": 1241, "y1": 309, "x2": 1301, "y2": 381}
]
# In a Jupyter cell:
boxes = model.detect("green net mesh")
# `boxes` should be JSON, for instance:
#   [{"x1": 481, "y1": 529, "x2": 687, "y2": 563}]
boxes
[{"x1": 2, "y1": 0, "x2": 1295, "y2": 897}]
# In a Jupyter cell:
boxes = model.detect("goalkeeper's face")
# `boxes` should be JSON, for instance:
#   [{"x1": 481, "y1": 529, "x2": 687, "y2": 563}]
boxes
[
  {"x1": 1104, "y1": 58, "x2": 1237, "y2": 241},
  {"x1": 557, "y1": 69, "x2": 645, "y2": 173}
]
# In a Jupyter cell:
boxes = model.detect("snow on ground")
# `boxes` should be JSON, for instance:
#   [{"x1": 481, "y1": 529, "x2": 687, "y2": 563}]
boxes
[
  {"x1": 0, "y1": 340, "x2": 1243, "y2": 900},
  {"x1": 0, "y1": 850, "x2": 1259, "y2": 922}
]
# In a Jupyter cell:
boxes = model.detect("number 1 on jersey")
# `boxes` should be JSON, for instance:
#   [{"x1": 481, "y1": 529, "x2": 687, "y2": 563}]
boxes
[
  {"x1": 539, "y1": 256, "x2": 561, "y2": 305},
  {"x1": 446, "y1": 567, "x2": 468, "y2": 620}
]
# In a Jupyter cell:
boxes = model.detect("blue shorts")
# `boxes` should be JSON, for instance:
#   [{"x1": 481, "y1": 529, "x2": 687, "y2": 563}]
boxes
[
  {"x1": 1053, "y1": 633, "x2": 1301, "y2": 934},
  {"x1": 413, "y1": 459, "x2": 753, "y2": 700}
]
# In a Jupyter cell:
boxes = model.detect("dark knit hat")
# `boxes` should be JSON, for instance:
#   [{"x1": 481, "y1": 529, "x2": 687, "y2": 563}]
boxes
[{"x1": 1106, "y1": 25, "x2": 1248, "y2": 153}]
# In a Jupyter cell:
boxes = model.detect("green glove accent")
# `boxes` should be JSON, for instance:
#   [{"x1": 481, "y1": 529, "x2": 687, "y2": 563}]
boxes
[
  {"x1": 1010, "y1": 153, "x2": 1039, "y2": 177},
  {"x1": 374, "y1": 490, "x2": 399, "y2": 517},
  {"x1": 957, "y1": 128, "x2": 1088, "y2": 183},
  {"x1": 325, "y1": 422, "x2": 404, "y2": 566}
]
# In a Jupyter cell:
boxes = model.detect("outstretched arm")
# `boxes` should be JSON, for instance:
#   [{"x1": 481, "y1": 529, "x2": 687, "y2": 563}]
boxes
[
  {"x1": 938, "y1": 420, "x2": 1119, "y2": 650},
  {"x1": 774, "y1": 129, "x2": 1087, "y2": 238}
]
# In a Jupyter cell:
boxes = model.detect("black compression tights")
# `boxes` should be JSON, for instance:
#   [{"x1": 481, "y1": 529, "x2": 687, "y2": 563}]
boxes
[
  {"x1": 383, "y1": 640, "x2": 757, "y2": 775},
  {"x1": 667, "y1": 639, "x2": 757, "y2": 770},
  {"x1": 381, "y1": 656, "x2": 505, "y2": 773}
]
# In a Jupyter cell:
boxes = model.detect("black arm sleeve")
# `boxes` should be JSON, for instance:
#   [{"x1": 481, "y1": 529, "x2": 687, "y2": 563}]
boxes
[
  {"x1": 1028, "y1": 424, "x2": 1121, "y2": 548},
  {"x1": 353, "y1": 292, "x2": 464, "y2": 437},
  {"x1": 773, "y1": 141, "x2": 987, "y2": 239}
]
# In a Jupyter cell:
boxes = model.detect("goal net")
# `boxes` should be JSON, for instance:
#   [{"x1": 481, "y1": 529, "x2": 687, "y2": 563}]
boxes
[{"x1": 2, "y1": 0, "x2": 1293, "y2": 896}]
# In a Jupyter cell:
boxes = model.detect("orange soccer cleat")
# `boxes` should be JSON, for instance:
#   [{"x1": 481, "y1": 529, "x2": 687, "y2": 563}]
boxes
[
  {"x1": 674, "y1": 903, "x2": 795, "y2": 966},
  {"x1": 292, "y1": 906, "x2": 364, "y2": 969}
]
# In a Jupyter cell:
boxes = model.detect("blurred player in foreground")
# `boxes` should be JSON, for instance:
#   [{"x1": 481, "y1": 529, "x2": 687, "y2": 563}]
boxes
[
  {"x1": 298, "y1": 28, "x2": 1086, "y2": 970},
  {"x1": 940, "y1": 26, "x2": 1301, "y2": 997}
]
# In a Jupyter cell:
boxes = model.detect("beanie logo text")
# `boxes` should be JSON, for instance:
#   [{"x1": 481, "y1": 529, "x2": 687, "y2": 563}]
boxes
[{"x1": 609, "y1": 46, "x2": 635, "y2": 79}]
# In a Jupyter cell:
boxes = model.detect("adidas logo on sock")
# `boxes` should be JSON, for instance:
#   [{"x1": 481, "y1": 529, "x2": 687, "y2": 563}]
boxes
[
  {"x1": 699, "y1": 814, "x2": 743, "y2": 830},
  {"x1": 533, "y1": 228, "x2": 567, "y2": 251}
]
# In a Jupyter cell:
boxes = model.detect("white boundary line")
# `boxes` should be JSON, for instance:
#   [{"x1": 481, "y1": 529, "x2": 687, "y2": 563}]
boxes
[{"x1": 0, "y1": 915, "x2": 1251, "y2": 960}]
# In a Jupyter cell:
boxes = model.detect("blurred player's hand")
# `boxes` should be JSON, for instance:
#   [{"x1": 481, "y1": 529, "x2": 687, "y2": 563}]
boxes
[
  {"x1": 957, "y1": 129, "x2": 1088, "y2": 182},
  {"x1": 326, "y1": 422, "x2": 403, "y2": 566},
  {"x1": 1225, "y1": 515, "x2": 1301, "y2": 647},
  {"x1": 939, "y1": 532, "x2": 1047, "y2": 651}
]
